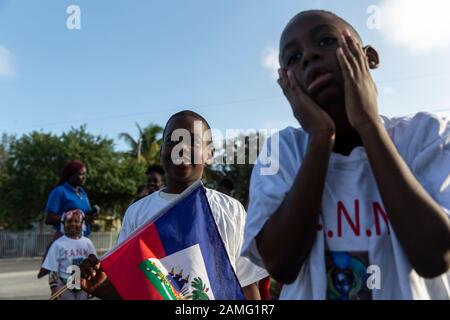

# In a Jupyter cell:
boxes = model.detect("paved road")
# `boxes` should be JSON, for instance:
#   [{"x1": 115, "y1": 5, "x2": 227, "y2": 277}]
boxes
[{"x1": 0, "y1": 258, "x2": 49, "y2": 300}]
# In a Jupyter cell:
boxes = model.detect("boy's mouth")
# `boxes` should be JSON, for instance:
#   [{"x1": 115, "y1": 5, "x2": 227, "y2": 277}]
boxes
[
  {"x1": 306, "y1": 70, "x2": 334, "y2": 95},
  {"x1": 173, "y1": 161, "x2": 192, "y2": 170},
  {"x1": 67, "y1": 228, "x2": 79, "y2": 235}
]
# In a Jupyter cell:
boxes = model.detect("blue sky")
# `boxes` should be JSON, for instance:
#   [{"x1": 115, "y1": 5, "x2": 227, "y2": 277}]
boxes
[{"x1": 1, "y1": 0, "x2": 450, "y2": 150}]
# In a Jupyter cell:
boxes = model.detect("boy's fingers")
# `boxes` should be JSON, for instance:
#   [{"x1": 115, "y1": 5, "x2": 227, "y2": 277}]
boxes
[
  {"x1": 278, "y1": 68, "x2": 285, "y2": 79},
  {"x1": 278, "y1": 81, "x2": 293, "y2": 102},
  {"x1": 340, "y1": 34, "x2": 359, "y2": 75},
  {"x1": 277, "y1": 78, "x2": 283, "y2": 89},
  {"x1": 80, "y1": 267, "x2": 90, "y2": 280},
  {"x1": 343, "y1": 30, "x2": 364, "y2": 71},
  {"x1": 79, "y1": 264, "x2": 90, "y2": 279},
  {"x1": 353, "y1": 38, "x2": 370, "y2": 72},
  {"x1": 286, "y1": 69, "x2": 302, "y2": 93},
  {"x1": 277, "y1": 79, "x2": 290, "y2": 98},
  {"x1": 277, "y1": 69, "x2": 289, "y2": 93},
  {"x1": 286, "y1": 70, "x2": 319, "y2": 110},
  {"x1": 360, "y1": 44, "x2": 371, "y2": 72},
  {"x1": 88, "y1": 254, "x2": 101, "y2": 270},
  {"x1": 337, "y1": 47, "x2": 353, "y2": 80},
  {"x1": 80, "y1": 266, "x2": 95, "y2": 280}
]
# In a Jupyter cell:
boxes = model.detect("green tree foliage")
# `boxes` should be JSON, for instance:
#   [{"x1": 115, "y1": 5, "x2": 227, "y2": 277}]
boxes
[
  {"x1": 211, "y1": 131, "x2": 265, "y2": 207},
  {"x1": 0, "y1": 126, "x2": 146, "y2": 230}
]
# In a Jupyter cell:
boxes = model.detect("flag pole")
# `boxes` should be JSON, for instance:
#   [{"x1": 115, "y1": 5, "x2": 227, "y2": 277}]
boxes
[{"x1": 49, "y1": 285, "x2": 68, "y2": 300}]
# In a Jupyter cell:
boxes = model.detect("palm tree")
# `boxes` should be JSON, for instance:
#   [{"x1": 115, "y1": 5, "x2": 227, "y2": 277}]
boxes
[{"x1": 119, "y1": 123, "x2": 163, "y2": 163}]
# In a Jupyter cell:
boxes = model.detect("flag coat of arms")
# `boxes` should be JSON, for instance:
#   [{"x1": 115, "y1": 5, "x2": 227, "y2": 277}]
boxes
[{"x1": 101, "y1": 182, "x2": 245, "y2": 300}]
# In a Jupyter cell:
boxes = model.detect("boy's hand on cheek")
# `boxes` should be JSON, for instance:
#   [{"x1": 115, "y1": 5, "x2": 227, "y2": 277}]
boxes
[
  {"x1": 278, "y1": 68, "x2": 336, "y2": 140},
  {"x1": 337, "y1": 30, "x2": 380, "y2": 132}
]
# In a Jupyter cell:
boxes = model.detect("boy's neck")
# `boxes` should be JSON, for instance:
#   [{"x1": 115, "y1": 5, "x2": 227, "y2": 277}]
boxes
[
  {"x1": 333, "y1": 130, "x2": 363, "y2": 156},
  {"x1": 66, "y1": 234, "x2": 81, "y2": 239},
  {"x1": 329, "y1": 111, "x2": 364, "y2": 156},
  {"x1": 164, "y1": 180, "x2": 194, "y2": 194}
]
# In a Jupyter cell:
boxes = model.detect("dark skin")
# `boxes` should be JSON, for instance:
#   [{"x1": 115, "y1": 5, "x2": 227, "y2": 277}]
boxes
[
  {"x1": 134, "y1": 172, "x2": 163, "y2": 199},
  {"x1": 146, "y1": 171, "x2": 164, "y2": 194},
  {"x1": 256, "y1": 12, "x2": 450, "y2": 284},
  {"x1": 64, "y1": 215, "x2": 83, "y2": 239},
  {"x1": 80, "y1": 115, "x2": 261, "y2": 300},
  {"x1": 45, "y1": 167, "x2": 98, "y2": 226}
]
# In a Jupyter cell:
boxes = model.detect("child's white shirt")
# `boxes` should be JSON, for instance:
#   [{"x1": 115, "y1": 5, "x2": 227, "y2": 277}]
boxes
[
  {"x1": 42, "y1": 235, "x2": 96, "y2": 281},
  {"x1": 242, "y1": 112, "x2": 450, "y2": 300}
]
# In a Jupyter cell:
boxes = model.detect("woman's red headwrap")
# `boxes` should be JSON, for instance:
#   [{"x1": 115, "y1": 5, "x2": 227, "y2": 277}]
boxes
[{"x1": 57, "y1": 160, "x2": 86, "y2": 185}]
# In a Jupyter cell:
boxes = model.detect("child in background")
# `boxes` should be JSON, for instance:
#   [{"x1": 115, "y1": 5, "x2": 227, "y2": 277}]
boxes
[{"x1": 42, "y1": 209, "x2": 96, "y2": 300}]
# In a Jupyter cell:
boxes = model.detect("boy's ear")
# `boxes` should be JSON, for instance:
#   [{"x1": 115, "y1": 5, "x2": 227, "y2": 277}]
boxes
[{"x1": 364, "y1": 45, "x2": 380, "y2": 69}]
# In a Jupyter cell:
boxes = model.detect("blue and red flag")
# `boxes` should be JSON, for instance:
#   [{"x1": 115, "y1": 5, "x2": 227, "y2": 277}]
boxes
[{"x1": 101, "y1": 181, "x2": 245, "y2": 300}]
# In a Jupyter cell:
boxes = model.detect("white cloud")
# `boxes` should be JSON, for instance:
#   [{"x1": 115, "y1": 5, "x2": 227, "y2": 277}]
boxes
[
  {"x1": 380, "y1": 0, "x2": 450, "y2": 52},
  {"x1": 0, "y1": 46, "x2": 15, "y2": 76},
  {"x1": 261, "y1": 46, "x2": 279, "y2": 79}
]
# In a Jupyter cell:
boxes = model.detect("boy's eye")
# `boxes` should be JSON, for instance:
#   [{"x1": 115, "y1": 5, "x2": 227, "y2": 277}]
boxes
[
  {"x1": 287, "y1": 52, "x2": 302, "y2": 66},
  {"x1": 318, "y1": 37, "x2": 337, "y2": 48}
]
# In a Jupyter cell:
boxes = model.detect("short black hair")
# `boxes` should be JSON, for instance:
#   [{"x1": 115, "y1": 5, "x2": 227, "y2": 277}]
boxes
[
  {"x1": 162, "y1": 110, "x2": 212, "y2": 140},
  {"x1": 145, "y1": 164, "x2": 165, "y2": 176},
  {"x1": 287, "y1": 10, "x2": 362, "y2": 43}
]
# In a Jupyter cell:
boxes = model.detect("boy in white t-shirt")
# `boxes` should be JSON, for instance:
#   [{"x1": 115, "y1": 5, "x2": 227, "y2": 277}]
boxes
[
  {"x1": 242, "y1": 10, "x2": 450, "y2": 300},
  {"x1": 42, "y1": 209, "x2": 96, "y2": 300},
  {"x1": 79, "y1": 110, "x2": 268, "y2": 300}
]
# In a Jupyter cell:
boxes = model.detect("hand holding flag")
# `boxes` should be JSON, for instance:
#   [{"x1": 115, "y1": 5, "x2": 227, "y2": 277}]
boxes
[{"x1": 76, "y1": 181, "x2": 245, "y2": 300}]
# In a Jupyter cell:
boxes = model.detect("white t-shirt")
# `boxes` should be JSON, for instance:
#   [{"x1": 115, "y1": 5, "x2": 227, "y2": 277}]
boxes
[
  {"x1": 118, "y1": 188, "x2": 268, "y2": 288},
  {"x1": 242, "y1": 112, "x2": 450, "y2": 300},
  {"x1": 42, "y1": 235, "x2": 96, "y2": 281}
]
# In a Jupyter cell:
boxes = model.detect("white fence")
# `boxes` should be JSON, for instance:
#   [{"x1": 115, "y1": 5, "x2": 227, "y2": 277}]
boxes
[{"x1": 0, "y1": 231, "x2": 119, "y2": 258}]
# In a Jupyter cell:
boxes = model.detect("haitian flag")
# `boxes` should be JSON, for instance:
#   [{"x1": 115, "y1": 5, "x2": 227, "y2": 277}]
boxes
[{"x1": 101, "y1": 181, "x2": 245, "y2": 300}]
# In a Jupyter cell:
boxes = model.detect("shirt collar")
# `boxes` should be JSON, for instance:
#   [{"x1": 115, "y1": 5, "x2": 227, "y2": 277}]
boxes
[{"x1": 63, "y1": 182, "x2": 83, "y2": 194}]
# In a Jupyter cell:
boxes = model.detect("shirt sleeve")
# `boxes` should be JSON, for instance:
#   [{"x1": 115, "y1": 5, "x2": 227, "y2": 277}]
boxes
[
  {"x1": 45, "y1": 187, "x2": 63, "y2": 215},
  {"x1": 241, "y1": 128, "x2": 305, "y2": 268},
  {"x1": 233, "y1": 200, "x2": 268, "y2": 287},
  {"x1": 42, "y1": 242, "x2": 60, "y2": 273},
  {"x1": 408, "y1": 113, "x2": 450, "y2": 216},
  {"x1": 116, "y1": 207, "x2": 134, "y2": 245}
]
